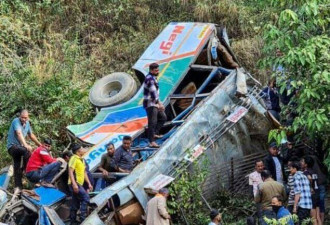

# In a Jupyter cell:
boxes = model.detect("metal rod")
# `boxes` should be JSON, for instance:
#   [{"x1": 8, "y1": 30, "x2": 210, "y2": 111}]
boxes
[
  {"x1": 200, "y1": 193, "x2": 212, "y2": 210},
  {"x1": 230, "y1": 157, "x2": 234, "y2": 190},
  {"x1": 109, "y1": 197, "x2": 122, "y2": 225},
  {"x1": 179, "y1": 207, "x2": 190, "y2": 225}
]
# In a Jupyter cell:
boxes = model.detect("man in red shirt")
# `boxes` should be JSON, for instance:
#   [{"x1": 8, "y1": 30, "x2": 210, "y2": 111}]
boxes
[{"x1": 26, "y1": 138, "x2": 63, "y2": 187}]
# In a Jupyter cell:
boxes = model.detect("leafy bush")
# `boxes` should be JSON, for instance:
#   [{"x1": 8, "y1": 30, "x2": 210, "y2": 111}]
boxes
[
  {"x1": 168, "y1": 158, "x2": 255, "y2": 225},
  {"x1": 210, "y1": 190, "x2": 256, "y2": 224},
  {"x1": 0, "y1": 0, "x2": 267, "y2": 165},
  {"x1": 168, "y1": 160, "x2": 210, "y2": 225},
  {"x1": 260, "y1": 0, "x2": 330, "y2": 166}
]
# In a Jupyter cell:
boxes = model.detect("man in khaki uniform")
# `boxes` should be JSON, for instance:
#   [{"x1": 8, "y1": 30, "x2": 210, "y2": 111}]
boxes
[
  {"x1": 255, "y1": 170, "x2": 286, "y2": 225},
  {"x1": 146, "y1": 188, "x2": 171, "y2": 225}
]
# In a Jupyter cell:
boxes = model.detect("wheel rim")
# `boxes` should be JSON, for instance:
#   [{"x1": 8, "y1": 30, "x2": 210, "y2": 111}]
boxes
[{"x1": 101, "y1": 81, "x2": 122, "y2": 98}]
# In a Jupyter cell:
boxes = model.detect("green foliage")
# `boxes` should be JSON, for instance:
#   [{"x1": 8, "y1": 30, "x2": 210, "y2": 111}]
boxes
[
  {"x1": 264, "y1": 215, "x2": 314, "y2": 225},
  {"x1": 0, "y1": 48, "x2": 94, "y2": 163},
  {"x1": 268, "y1": 128, "x2": 288, "y2": 144},
  {"x1": 168, "y1": 159, "x2": 209, "y2": 225},
  {"x1": 210, "y1": 190, "x2": 256, "y2": 224},
  {"x1": 264, "y1": 214, "x2": 298, "y2": 225},
  {"x1": 260, "y1": 0, "x2": 330, "y2": 165},
  {"x1": 168, "y1": 158, "x2": 254, "y2": 225},
  {"x1": 0, "y1": 0, "x2": 267, "y2": 165}
]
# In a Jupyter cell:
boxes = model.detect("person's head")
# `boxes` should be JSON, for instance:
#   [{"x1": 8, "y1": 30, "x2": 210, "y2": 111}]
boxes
[
  {"x1": 286, "y1": 136, "x2": 294, "y2": 149},
  {"x1": 271, "y1": 195, "x2": 283, "y2": 206},
  {"x1": 271, "y1": 195, "x2": 283, "y2": 214},
  {"x1": 286, "y1": 141, "x2": 293, "y2": 149},
  {"x1": 159, "y1": 188, "x2": 169, "y2": 198},
  {"x1": 43, "y1": 138, "x2": 52, "y2": 151},
  {"x1": 261, "y1": 170, "x2": 271, "y2": 181},
  {"x1": 122, "y1": 136, "x2": 132, "y2": 150},
  {"x1": 19, "y1": 109, "x2": 29, "y2": 125},
  {"x1": 268, "y1": 142, "x2": 279, "y2": 156},
  {"x1": 210, "y1": 209, "x2": 221, "y2": 223},
  {"x1": 255, "y1": 160, "x2": 264, "y2": 173},
  {"x1": 301, "y1": 156, "x2": 314, "y2": 170},
  {"x1": 289, "y1": 162, "x2": 300, "y2": 175},
  {"x1": 275, "y1": 49, "x2": 283, "y2": 57},
  {"x1": 62, "y1": 150, "x2": 73, "y2": 162},
  {"x1": 268, "y1": 79, "x2": 276, "y2": 88},
  {"x1": 71, "y1": 143, "x2": 84, "y2": 157},
  {"x1": 106, "y1": 142, "x2": 115, "y2": 157},
  {"x1": 149, "y1": 63, "x2": 159, "y2": 76}
]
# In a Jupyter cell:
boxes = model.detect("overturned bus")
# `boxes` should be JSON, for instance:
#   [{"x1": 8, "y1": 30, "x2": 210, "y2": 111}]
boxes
[{"x1": 0, "y1": 22, "x2": 274, "y2": 225}]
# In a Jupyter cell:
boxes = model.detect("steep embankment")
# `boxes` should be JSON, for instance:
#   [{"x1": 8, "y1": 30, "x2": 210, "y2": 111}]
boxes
[{"x1": 0, "y1": 0, "x2": 268, "y2": 165}]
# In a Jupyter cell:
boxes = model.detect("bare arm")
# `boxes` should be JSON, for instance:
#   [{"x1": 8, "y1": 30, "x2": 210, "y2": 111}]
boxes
[
  {"x1": 28, "y1": 133, "x2": 41, "y2": 147},
  {"x1": 282, "y1": 185, "x2": 287, "y2": 201},
  {"x1": 98, "y1": 157, "x2": 109, "y2": 176},
  {"x1": 306, "y1": 174, "x2": 314, "y2": 193},
  {"x1": 117, "y1": 167, "x2": 130, "y2": 173},
  {"x1": 98, "y1": 166, "x2": 108, "y2": 174},
  {"x1": 84, "y1": 171, "x2": 91, "y2": 186},
  {"x1": 254, "y1": 185, "x2": 261, "y2": 203},
  {"x1": 69, "y1": 167, "x2": 79, "y2": 193},
  {"x1": 68, "y1": 167, "x2": 78, "y2": 188},
  {"x1": 293, "y1": 193, "x2": 300, "y2": 213},
  {"x1": 16, "y1": 130, "x2": 32, "y2": 151}
]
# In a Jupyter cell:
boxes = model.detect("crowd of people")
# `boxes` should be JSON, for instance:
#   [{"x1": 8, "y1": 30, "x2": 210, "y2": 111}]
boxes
[{"x1": 248, "y1": 142, "x2": 328, "y2": 225}]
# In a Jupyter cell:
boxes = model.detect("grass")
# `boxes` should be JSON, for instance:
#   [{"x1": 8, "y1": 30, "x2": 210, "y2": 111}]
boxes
[{"x1": 0, "y1": 0, "x2": 269, "y2": 163}]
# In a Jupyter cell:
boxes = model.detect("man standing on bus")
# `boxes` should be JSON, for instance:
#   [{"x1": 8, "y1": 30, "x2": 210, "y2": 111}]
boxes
[{"x1": 143, "y1": 63, "x2": 167, "y2": 148}]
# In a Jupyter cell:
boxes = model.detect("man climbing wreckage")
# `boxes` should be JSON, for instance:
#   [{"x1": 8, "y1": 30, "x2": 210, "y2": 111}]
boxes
[
  {"x1": 0, "y1": 22, "x2": 277, "y2": 225},
  {"x1": 7, "y1": 109, "x2": 41, "y2": 190}
]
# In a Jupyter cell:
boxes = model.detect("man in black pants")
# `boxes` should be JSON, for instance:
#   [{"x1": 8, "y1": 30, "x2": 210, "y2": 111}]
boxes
[
  {"x1": 143, "y1": 63, "x2": 167, "y2": 148},
  {"x1": 7, "y1": 109, "x2": 41, "y2": 189}
]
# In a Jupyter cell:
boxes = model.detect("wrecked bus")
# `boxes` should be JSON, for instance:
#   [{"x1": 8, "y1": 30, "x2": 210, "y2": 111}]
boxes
[{"x1": 0, "y1": 22, "x2": 273, "y2": 225}]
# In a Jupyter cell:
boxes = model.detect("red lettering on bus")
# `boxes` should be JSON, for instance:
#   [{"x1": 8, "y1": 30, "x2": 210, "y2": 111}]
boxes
[{"x1": 160, "y1": 25, "x2": 185, "y2": 55}]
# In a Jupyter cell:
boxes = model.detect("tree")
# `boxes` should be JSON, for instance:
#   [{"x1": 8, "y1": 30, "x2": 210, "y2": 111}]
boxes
[{"x1": 261, "y1": 0, "x2": 330, "y2": 166}]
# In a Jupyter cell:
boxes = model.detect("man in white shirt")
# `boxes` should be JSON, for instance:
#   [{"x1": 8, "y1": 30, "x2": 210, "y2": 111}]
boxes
[{"x1": 248, "y1": 160, "x2": 264, "y2": 197}]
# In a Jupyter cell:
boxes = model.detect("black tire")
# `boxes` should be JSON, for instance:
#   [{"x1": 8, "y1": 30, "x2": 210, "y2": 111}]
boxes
[{"x1": 89, "y1": 72, "x2": 138, "y2": 108}]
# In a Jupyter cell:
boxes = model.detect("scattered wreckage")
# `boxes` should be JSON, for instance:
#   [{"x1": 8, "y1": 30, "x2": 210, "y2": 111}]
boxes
[{"x1": 0, "y1": 22, "x2": 275, "y2": 225}]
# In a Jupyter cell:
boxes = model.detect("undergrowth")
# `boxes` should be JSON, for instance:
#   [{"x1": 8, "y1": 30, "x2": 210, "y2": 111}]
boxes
[{"x1": 0, "y1": 0, "x2": 268, "y2": 163}]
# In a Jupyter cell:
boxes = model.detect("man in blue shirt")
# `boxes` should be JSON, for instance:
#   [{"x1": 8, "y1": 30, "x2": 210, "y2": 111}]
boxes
[
  {"x1": 271, "y1": 195, "x2": 294, "y2": 225},
  {"x1": 114, "y1": 136, "x2": 136, "y2": 173},
  {"x1": 143, "y1": 63, "x2": 167, "y2": 148},
  {"x1": 7, "y1": 109, "x2": 41, "y2": 189}
]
